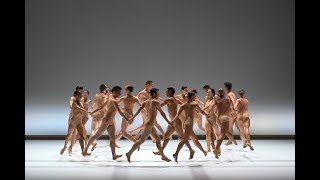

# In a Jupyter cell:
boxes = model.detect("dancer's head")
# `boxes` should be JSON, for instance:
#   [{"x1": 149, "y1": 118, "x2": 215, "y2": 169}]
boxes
[
  {"x1": 150, "y1": 88, "x2": 159, "y2": 98},
  {"x1": 76, "y1": 86, "x2": 84, "y2": 92},
  {"x1": 83, "y1": 90, "x2": 89, "y2": 99},
  {"x1": 187, "y1": 92, "x2": 196, "y2": 101},
  {"x1": 125, "y1": 85, "x2": 134, "y2": 94},
  {"x1": 218, "y1": 88, "x2": 225, "y2": 98},
  {"x1": 207, "y1": 88, "x2": 215, "y2": 98},
  {"x1": 99, "y1": 84, "x2": 107, "y2": 94},
  {"x1": 166, "y1": 87, "x2": 175, "y2": 97},
  {"x1": 111, "y1": 86, "x2": 122, "y2": 98},
  {"x1": 145, "y1": 80, "x2": 154, "y2": 92},
  {"x1": 73, "y1": 90, "x2": 82, "y2": 100},
  {"x1": 238, "y1": 89, "x2": 245, "y2": 97},
  {"x1": 181, "y1": 86, "x2": 189, "y2": 96},
  {"x1": 203, "y1": 85, "x2": 211, "y2": 93},
  {"x1": 224, "y1": 82, "x2": 232, "y2": 92}
]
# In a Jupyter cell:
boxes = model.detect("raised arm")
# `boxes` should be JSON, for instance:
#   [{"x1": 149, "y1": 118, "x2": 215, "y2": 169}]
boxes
[
  {"x1": 112, "y1": 100, "x2": 130, "y2": 121},
  {"x1": 157, "y1": 103, "x2": 171, "y2": 124}
]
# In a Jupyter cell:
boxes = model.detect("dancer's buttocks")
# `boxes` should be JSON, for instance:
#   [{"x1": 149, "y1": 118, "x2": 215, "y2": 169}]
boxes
[
  {"x1": 102, "y1": 114, "x2": 115, "y2": 126},
  {"x1": 218, "y1": 115, "x2": 229, "y2": 123},
  {"x1": 237, "y1": 112, "x2": 249, "y2": 121},
  {"x1": 92, "y1": 109, "x2": 106, "y2": 119}
]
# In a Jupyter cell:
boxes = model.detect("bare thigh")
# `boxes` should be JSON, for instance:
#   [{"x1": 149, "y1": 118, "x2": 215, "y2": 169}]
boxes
[{"x1": 150, "y1": 127, "x2": 162, "y2": 142}]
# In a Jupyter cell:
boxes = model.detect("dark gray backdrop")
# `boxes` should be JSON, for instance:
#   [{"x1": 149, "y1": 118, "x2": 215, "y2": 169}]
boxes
[{"x1": 25, "y1": 0, "x2": 295, "y2": 135}]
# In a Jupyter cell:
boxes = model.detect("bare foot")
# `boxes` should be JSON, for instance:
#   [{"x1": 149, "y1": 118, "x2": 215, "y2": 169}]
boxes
[
  {"x1": 213, "y1": 149, "x2": 219, "y2": 159},
  {"x1": 60, "y1": 146, "x2": 67, "y2": 155},
  {"x1": 225, "y1": 140, "x2": 232, "y2": 146},
  {"x1": 161, "y1": 156, "x2": 171, "y2": 162},
  {"x1": 153, "y1": 151, "x2": 161, "y2": 156},
  {"x1": 243, "y1": 144, "x2": 247, "y2": 148},
  {"x1": 113, "y1": 154, "x2": 123, "y2": 160},
  {"x1": 115, "y1": 143, "x2": 121, "y2": 148},
  {"x1": 91, "y1": 142, "x2": 97, "y2": 151},
  {"x1": 247, "y1": 144, "x2": 254, "y2": 151},
  {"x1": 67, "y1": 147, "x2": 72, "y2": 154},
  {"x1": 207, "y1": 148, "x2": 211, "y2": 153},
  {"x1": 233, "y1": 140, "x2": 238, "y2": 145},
  {"x1": 189, "y1": 150, "x2": 195, "y2": 160},
  {"x1": 173, "y1": 153, "x2": 178, "y2": 163},
  {"x1": 126, "y1": 153, "x2": 131, "y2": 163},
  {"x1": 82, "y1": 147, "x2": 88, "y2": 156},
  {"x1": 203, "y1": 150, "x2": 207, "y2": 156}
]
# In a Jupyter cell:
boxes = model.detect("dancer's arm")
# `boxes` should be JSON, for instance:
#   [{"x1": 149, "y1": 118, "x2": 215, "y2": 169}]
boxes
[
  {"x1": 112, "y1": 100, "x2": 130, "y2": 122},
  {"x1": 157, "y1": 104, "x2": 171, "y2": 124},
  {"x1": 72, "y1": 102, "x2": 87, "y2": 113},
  {"x1": 131, "y1": 102, "x2": 146, "y2": 120},
  {"x1": 170, "y1": 105, "x2": 184, "y2": 125}
]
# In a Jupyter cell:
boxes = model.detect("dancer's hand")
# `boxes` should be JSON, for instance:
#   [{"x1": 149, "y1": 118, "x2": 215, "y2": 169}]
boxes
[{"x1": 89, "y1": 112, "x2": 93, "y2": 116}]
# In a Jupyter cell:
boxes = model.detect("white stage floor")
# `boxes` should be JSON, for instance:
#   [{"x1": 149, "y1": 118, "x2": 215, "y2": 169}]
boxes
[{"x1": 25, "y1": 139, "x2": 295, "y2": 180}]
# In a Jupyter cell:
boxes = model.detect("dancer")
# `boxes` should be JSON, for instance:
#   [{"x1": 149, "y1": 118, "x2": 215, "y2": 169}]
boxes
[
  {"x1": 153, "y1": 87, "x2": 195, "y2": 159},
  {"x1": 234, "y1": 89, "x2": 254, "y2": 150},
  {"x1": 60, "y1": 90, "x2": 87, "y2": 155},
  {"x1": 191, "y1": 89, "x2": 206, "y2": 133},
  {"x1": 129, "y1": 80, "x2": 164, "y2": 141},
  {"x1": 212, "y1": 88, "x2": 237, "y2": 159},
  {"x1": 202, "y1": 88, "x2": 220, "y2": 152},
  {"x1": 125, "y1": 88, "x2": 171, "y2": 163},
  {"x1": 68, "y1": 89, "x2": 93, "y2": 153},
  {"x1": 115, "y1": 85, "x2": 142, "y2": 143},
  {"x1": 224, "y1": 82, "x2": 239, "y2": 145},
  {"x1": 171, "y1": 92, "x2": 208, "y2": 162},
  {"x1": 90, "y1": 84, "x2": 109, "y2": 151},
  {"x1": 83, "y1": 86, "x2": 130, "y2": 160}
]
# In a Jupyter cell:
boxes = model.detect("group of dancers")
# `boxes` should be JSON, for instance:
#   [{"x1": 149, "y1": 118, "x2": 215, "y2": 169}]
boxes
[{"x1": 60, "y1": 80, "x2": 254, "y2": 163}]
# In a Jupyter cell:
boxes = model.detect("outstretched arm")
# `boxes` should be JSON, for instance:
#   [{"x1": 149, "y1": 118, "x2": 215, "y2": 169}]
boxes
[
  {"x1": 196, "y1": 98, "x2": 205, "y2": 106},
  {"x1": 112, "y1": 101, "x2": 130, "y2": 122},
  {"x1": 161, "y1": 99, "x2": 169, "y2": 107},
  {"x1": 132, "y1": 102, "x2": 146, "y2": 120},
  {"x1": 90, "y1": 101, "x2": 108, "y2": 115},
  {"x1": 170, "y1": 105, "x2": 184, "y2": 125},
  {"x1": 157, "y1": 104, "x2": 171, "y2": 124}
]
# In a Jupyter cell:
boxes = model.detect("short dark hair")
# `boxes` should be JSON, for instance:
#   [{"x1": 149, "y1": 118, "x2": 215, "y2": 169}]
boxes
[
  {"x1": 126, "y1": 85, "x2": 134, "y2": 92},
  {"x1": 181, "y1": 86, "x2": 188, "y2": 91},
  {"x1": 224, "y1": 82, "x2": 232, "y2": 90},
  {"x1": 238, "y1": 89, "x2": 245, "y2": 95},
  {"x1": 100, "y1": 84, "x2": 107, "y2": 92},
  {"x1": 210, "y1": 88, "x2": 215, "y2": 96},
  {"x1": 167, "y1": 87, "x2": 175, "y2": 95},
  {"x1": 145, "y1": 80, "x2": 153, "y2": 85},
  {"x1": 187, "y1": 92, "x2": 195, "y2": 99},
  {"x1": 150, "y1": 88, "x2": 159, "y2": 96},
  {"x1": 218, "y1": 88, "x2": 224, "y2": 93},
  {"x1": 76, "y1": 86, "x2": 83, "y2": 91},
  {"x1": 203, "y1": 85, "x2": 211, "y2": 90},
  {"x1": 111, "y1": 85, "x2": 122, "y2": 92},
  {"x1": 73, "y1": 90, "x2": 82, "y2": 97},
  {"x1": 191, "y1": 89, "x2": 198, "y2": 94}
]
